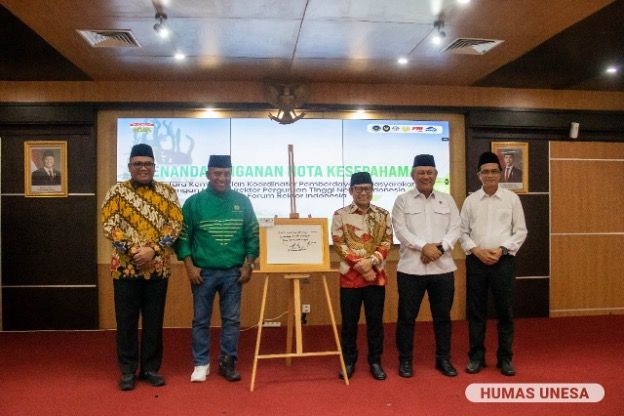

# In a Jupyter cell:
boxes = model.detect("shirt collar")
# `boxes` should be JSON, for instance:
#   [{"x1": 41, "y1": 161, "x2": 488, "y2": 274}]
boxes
[
  {"x1": 346, "y1": 202, "x2": 377, "y2": 214},
  {"x1": 477, "y1": 186, "x2": 503, "y2": 199},
  {"x1": 129, "y1": 179, "x2": 155, "y2": 189},
  {"x1": 413, "y1": 189, "x2": 438, "y2": 200}
]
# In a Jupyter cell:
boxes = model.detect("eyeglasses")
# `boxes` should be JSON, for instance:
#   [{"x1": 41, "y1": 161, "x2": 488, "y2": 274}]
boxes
[
  {"x1": 479, "y1": 169, "x2": 501, "y2": 176},
  {"x1": 130, "y1": 162, "x2": 156, "y2": 169},
  {"x1": 352, "y1": 186, "x2": 373, "y2": 194},
  {"x1": 415, "y1": 169, "x2": 436, "y2": 176}
]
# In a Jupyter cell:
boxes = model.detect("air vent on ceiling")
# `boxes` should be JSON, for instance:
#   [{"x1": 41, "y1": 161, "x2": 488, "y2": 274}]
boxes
[
  {"x1": 442, "y1": 38, "x2": 504, "y2": 55},
  {"x1": 77, "y1": 30, "x2": 141, "y2": 48}
]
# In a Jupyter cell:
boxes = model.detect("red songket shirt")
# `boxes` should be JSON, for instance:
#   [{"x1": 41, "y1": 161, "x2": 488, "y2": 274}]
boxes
[{"x1": 331, "y1": 203, "x2": 393, "y2": 288}]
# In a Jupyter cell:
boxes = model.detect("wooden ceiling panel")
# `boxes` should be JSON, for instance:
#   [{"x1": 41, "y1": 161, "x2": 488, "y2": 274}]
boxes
[{"x1": 0, "y1": 0, "x2": 620, "y2": 90}]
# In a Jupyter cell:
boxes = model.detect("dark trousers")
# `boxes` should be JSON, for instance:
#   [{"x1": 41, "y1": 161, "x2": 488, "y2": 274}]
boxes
[
  {"x1": 113, "y1": 278, "x2": 168, "y2": 375},
  {"x1": 396, "y1": 271, "x2": 455, "y2": 362},
  {"x1": 340, "y1": 285, "x2": 385, "y2": 365},
  {"x1": 466, "y1": 254, "x2": 515, "y2": 363}
]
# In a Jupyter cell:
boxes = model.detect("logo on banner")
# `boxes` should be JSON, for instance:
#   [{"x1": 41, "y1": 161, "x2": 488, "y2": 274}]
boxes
[{"x1": 367, "y1": 124, "x2": 443, "y2": 134}]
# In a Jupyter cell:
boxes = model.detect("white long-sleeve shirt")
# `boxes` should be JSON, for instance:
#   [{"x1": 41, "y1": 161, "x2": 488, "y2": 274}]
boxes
[
  {"x1": 392, "y1": 189, "x2": 460, "y2": 275},
  {"x1": 459, "y1": 186, "x2": 528, "y2": 255}
]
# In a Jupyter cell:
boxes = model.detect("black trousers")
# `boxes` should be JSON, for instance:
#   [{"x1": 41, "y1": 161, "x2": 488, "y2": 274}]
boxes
[
  {"x1": 113, "y1": 278, "x2": 168, "y2": 375},
  {"x1": 395, "y1": 271, "x2": 455, "y2": 362},
  {"x1": 466, "y1": 254, "x2": 515, "y2": 363},
  {"x1": 340, "y1": 285, "x2": 385, "y2": 365}
]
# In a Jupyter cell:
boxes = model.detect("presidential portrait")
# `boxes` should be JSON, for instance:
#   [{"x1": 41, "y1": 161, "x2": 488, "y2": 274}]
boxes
[{"x1": 24, "y1": 141, "x2": 68, "y2": 197}]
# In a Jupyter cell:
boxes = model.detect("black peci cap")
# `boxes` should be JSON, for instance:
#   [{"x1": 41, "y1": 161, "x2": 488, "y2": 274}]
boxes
[
  {"x1": 129, "y1": 143, "x2": 154, "y2": 159},
  {"x1": 350, "y1": 171, "x2": 373, "y2": 187},
  {"x1": 208, "y1": 155, "x2": 232, "y2": 168}
]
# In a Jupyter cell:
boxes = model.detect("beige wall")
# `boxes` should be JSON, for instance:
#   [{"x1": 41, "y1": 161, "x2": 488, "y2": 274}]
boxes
[{"x1": 97, "y1": 109, "x2": 466, "y2": 329}]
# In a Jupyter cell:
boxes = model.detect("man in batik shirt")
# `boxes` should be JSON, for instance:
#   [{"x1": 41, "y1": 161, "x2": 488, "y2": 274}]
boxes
[
  {"x1": 101, "y1": 143, "x2": 182, "y2": 391},
  {"x1": 332, "y1": 171, "x2": 392, "y2": 381}
]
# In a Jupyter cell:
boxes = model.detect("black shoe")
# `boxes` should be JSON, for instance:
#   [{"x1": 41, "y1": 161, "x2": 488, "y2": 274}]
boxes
[
  {"x1": 119, "y1": 373, "x2": 136, "y2": 391},
  {"x1": 435, "y1": 359, "x2": 457, "y2": 377},
  {"x1": 338, "y1": 363, "x2": 355, "y2": 380},
  {"x1": 465, "y1": 360, "x2": 486, "y2": 374},
  {"x1": 497, "y1": 360, "x2": 516, "y2": 376},
  {"x1": 140, "y1": 371, "x2": 165, "y2": 387},
  {"x1": 369, "y1": 363, "x2": 386, "y2": 381},
  {"x1": 398, "y1": 360, "x2": 413, "y2": 378},
  {"x1": 218, "y1": 356, "x2": 241, "y2": 382}
]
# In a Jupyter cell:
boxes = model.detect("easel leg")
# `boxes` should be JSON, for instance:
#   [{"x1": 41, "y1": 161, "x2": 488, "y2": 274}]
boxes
[
  {"x1": 250, "y1": 275, "x2": 270, "y2": 392},
  {"x1": 285, "y1": 280, "x2": 294, "y2": 366},
  {"x1": 322, "y1": 275, "x2": 349, "y2": 385},
  {"x1": 293, "y1": 278, "x2": 303, "y2": 355}
]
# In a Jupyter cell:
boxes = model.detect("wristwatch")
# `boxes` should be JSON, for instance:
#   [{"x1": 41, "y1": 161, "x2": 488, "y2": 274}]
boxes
[
  {"x1": 499, "y1": 246, "x2": 509, "y2": 256},
  {"x1": 436, "y1": 244, "x2": 445, "y2": 254}
]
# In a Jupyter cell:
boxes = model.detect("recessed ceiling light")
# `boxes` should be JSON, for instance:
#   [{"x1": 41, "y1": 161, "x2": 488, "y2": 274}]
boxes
[
  {"x1": 605, "y1": 66, "x2": 618, "y2": 74},
  {"x1": 457, "y1": 0, "x2": 471, "y2": 4},
  {"x1": 174, "y1": 52, "x2": 186, "y2": 61},
  {"x1": 431, "y1": 34, "x2": 443, "y2": 45},
  {"x1": 397, "y1": 57, "x2": 409, "y2": 65}
]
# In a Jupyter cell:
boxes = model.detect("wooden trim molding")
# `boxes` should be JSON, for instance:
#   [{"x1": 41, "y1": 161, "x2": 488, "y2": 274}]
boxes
[{"x1": 1, "y1": 81, "x2": 624, "y2": 111}]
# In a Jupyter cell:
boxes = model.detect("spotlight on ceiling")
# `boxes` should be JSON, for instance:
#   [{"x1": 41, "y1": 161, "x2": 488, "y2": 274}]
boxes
[
  {"x1": 153, "y1": 13, "x2": 170, "y2": 38},
  {"x1": 397, "y1": 57, "x2": 409, "y2": 65},
  {"x1": 432, "y1": 19, "x2": 446, "y2": 45},
  {"x1": 605, "y1": 66, "x2": 618, "y2": 74}
]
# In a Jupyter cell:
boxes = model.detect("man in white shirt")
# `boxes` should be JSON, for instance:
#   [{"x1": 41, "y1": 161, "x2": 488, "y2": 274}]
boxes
[
  {"x1": 392, "y1": 154, "x2": 460, "y2": 378},
  {"x1": 460, "y1": 151, "x2": 528, "y2": 376}
]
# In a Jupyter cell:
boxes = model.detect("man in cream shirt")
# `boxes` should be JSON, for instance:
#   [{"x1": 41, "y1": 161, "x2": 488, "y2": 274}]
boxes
[
  {"x1": 460, "y1": 151, "x2": 528, "y2": 376},
  {"x1": 392, "y1": 154, "x2": 460, "y2": 378}
]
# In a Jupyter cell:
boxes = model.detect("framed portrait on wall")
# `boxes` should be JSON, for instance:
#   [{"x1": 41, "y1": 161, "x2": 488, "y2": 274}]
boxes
[
  {"x1": 491, "y1": 141, "x2": 529, "y2": 193},
  {"x1": 24, "y1": 141, "x2": 68, "y2": 197}
]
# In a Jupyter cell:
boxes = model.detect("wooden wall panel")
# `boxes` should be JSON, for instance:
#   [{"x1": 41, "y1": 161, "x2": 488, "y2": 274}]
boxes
[
  {"x1": 2, "y1": 82, "x2": 624, "y2": 112},
  {"x1": 1, "y1": 115, "x2": 98, "y2": 330},
  {"x1": 551, "y1": 160, "x2": 624, "y2": 233},
  {"x1": 550, "y1": 141, "x2": 624, "y2": 317},
  {"x1": 551, "y1": 141, "x2": 624, "y2": 159},
  {"x1": 2, "y1": 287, "x2": 98, "y2": 330},
  {"x1": 98, "y1": 259, "x2": 467, "y2": 329},
  {"x1": 551, "y1": 235, "x2": 624, "y2": 316}
]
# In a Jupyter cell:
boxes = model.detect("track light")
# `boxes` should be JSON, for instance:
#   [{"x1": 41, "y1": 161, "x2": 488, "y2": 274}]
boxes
[
  {"x1": 153, "y1": 13, "x2": 169, "y2": 38},
  {"x1": 432, "y1": 19, "x2": 446, "y2": 45}
]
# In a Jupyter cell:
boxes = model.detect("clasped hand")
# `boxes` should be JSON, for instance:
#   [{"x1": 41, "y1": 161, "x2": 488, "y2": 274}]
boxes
[
  {"x1": 132, "y1": 246, "x2": 155, "y2": 268},
  {"x1": 420, "y1": 243, "x2": 443, "y2": 264},
  {"x1": 354, "y1": 258, "x2": 376, "y2": 281},
  {"x1": 473, "y1": 247, "x2": 502, "y2": 265}
]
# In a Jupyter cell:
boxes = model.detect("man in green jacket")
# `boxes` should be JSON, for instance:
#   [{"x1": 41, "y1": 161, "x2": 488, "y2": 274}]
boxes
[{"x1": 176, "y1": 155, "x2": 259, "y2": 383}]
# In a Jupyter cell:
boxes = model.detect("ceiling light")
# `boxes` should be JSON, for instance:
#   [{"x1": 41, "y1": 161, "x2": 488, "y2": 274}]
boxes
[
  {"x1": 432, "y1": 19, "x2": 446, "y2": 45},
  {"x1": 397, "y1": 57, "x2": 409, "y2": 65},
  {"x1": 457, "y1": 0, "x2": 471, "y2": 4},
  {"x1": 153, "y1": 13, "x2": 169, "y2": 38},
  {"x1": 605, "y1": 66, "x2": 618, "y2": 74},
  {"x1": 174, "y1": 52, "x2": 186, "y2": 60}
]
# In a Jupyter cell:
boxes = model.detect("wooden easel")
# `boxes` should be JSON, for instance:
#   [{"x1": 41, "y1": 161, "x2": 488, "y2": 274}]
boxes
[
  {"x1": 249, "y1": 145, "x2": 349, "y2": 391},
  {"x1": 249, "y1": 270, "x2": 348, "y2": 391}
]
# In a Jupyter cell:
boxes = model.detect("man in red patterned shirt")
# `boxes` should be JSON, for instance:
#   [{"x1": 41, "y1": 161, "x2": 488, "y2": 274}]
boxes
[{"x1": 332, "y1": 172, "x2": 393, "y2": 381}]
